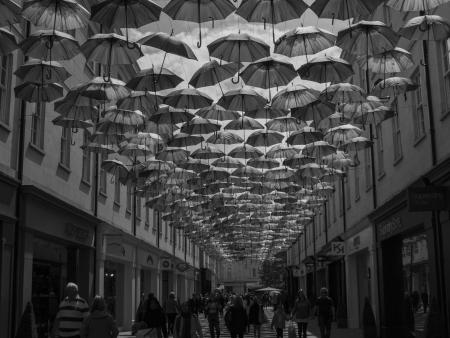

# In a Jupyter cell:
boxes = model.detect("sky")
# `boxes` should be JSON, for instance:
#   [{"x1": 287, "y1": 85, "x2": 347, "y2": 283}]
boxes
[{"x1": 126, "y1": 0, "x2": 347, "y2": 102}]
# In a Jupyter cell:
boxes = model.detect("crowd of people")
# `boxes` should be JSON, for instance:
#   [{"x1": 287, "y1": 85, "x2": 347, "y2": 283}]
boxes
[{"x1": 50, "y1": 282, "x2": 336, "y2": 338}]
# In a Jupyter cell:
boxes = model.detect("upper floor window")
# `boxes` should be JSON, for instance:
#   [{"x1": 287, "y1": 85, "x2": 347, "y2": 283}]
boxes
[
  {"x1": 99, "y1": 153, "x2": 107, "y2": 195},
  {"x1": 114, "y1": 173, "x2": 120, "y2": 205},
  {"x1": 60, "y1": 128, "x2": 71, "y2": 168},
  {"x1": 126, "y1": 183, "x2": 132, "y2": 212},
  {"x1": 392, "y1": 101, "x2": 403, "y2": 162},
  {"x1": 411, "y1": 70, "x2": 426, "y2": 140},
  {"x1": 354, "y1": 166, "x2": 360, "y2": 201},
  {"x1": 136, "y1": 195, "x2": 141, "y2": 220},
  {"x1": 31, "y1": 102, "x2": 46, "y2": 149},
  {"x1": 364, "y1": 147, "x2": 372, "y2": 190},
  {"x1": 376, "y1": 124, "x2": 384, "y2": 176},
  {"x1": 0, "y1": 55, "x2": 12, "y2": 126},
  {"x1": 442, "y1": 39, "x2": 450, "y2": 113},
  {"x1": 82, "y1": 131, "x2": 91, "y2": 183}
]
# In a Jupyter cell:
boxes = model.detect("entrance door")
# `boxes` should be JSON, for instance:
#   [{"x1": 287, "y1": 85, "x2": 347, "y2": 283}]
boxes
[{"x1": 104, "y1": 266, "x2": 117, "y2": 318}]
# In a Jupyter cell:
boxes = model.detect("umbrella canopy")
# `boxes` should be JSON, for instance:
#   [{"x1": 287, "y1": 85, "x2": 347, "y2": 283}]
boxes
[
  {"x1": 218, "y1": 87, "x2": 267, "y2": 112},
  {"x1": 196, "y1": 104, "x2": 240, "y2": 121},
  {"x1": 14, "y1": 60, "x2": 71, "y2": 84},
  {"x1": 191, "y1": 146, "x2": 225, "y2": 159},
  {"x1": 319, "y1": 83, "x2": 366, "y2": 104},
  {"x1": 164, "y1": 88, "x2": 213, "y2": 109},
  {"x1": 274, "y1": 26, "x2": 336, "y2": 59},
  {"x1": 372, "y1": 77, "x2": 418, "y2": 97},
  {"x1": 14, "y1": 82, "x2": 63, "y2": 102},
  {"x1": 52, "y1": 116, "x2": 92, "y2": 130},
  {"x1": 126, "y1": 67, "x2": 183, "y2": 92},
  {"x1": 163, "y1": 0, "x2": 236, "y2": 47},
  {"x1": 236, "y1": 0, "x2": 308, "y2": 43},
  {"x1": 399, "y1": 15, "x2": 450, "y2": 41},
  {"x1": 149, "y1": 105, "x2": 195, "y2": 125},
  {"x1": 229, "y1": 145, "x2": 264, "y2": 159},
  {"x1": 0, "y1": 0, "x2": 22, "y2": 26},
  {"x1": 103, "y1": 107, "x2": 146, "y2": 129},
  {"x1": 311, "y1": 0, "x2": 383, "y2": 22},
  {"x1": 212, "y1": 156, "x2": 244, "y2": 169},
  {"x1": 117, "y1": 91, "x2": 164, "y2": 116},
  {"x1": 167, "y1": 133, "x2": 204, "y2": 148},
  {"x1": 22, "y1": 0, "x2": 90, "y2": 31},
  {"x1": 286, "y1": 127, "x2": 323, "y2": 145},
  {"x1": 80, "y1": 77, "x2": 131, "y2": 102},
  {"x1": 0, "y1": 27, "x2": 18, "y2": 56},
  {"x1": 291, "y1": 99, "x2": 335, "y2": 124},
  {"x1": 180, "y1": 116, "x2": 221, "y2": 134},
  {"x1": 297, "y1": 55, "x2": 354, "y2": 84},
  {"x1": 246, "y1": 105, "x2": 289, "y2": 119},
  {"x1": 189, "y1": 60, "x2": 240, "y2": 89},
  {"x1": 138, "y1": 31, "x2": 197, "y2": 60},
  {"x1": 266, "y1": 143, "x2": 299, "y2": 159},
  {"x1": 207, "y1": 131, "x2": 244, "y2": 145},
  {"x1": 271, "y1": 84, "x2": 320, "y2": 110},
  {"x1": 386, "y1": 0, "x2": 450, "y2": 11},
  {"x1": 358, "y1": 47, "x2": 414, "y2": 74},
  {"x1": 246, "y1": 130, "x2": 284, "y2": 148},
  {"x1": 224, "y1": 116, "x2": 264, "y2": 130},
  {"x1": 266, "y1": 117, "x2": 306, "y2": 132},
  {"x1": 19, "y1": 30, "x2": 80, "y2": 61},
  {"x1": 247, "y1": 157, "x2": 280, "y2": 169}
]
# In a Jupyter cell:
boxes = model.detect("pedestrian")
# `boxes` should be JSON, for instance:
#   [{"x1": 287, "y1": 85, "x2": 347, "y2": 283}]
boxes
[
  {"x1": 205, "y1": 294, "x2": 221, "y2": 338},
  {"x1": 52, "y1": 282, "x2": 89, "y2": 338},
  {"x1": 248, "y1": 296, "x2": 264, "y2": 338},
  {"x1": 225, "y1": 296, "x2": 248, "y2": 338},
  {"x1": 421, "y1": 288, "x2": 429, "y2": 313},
  {"x1": 314, "y1": 288, "x2": 334, "y2": 338},
  {"x1": 164, "y1": 292, "x2": 180, "y2": 336},
  {"x1": 80, "y1": 296, "x2": 118, "y2": 338},
  {"x1": 243, "y1": 295, "x2": 251, "y2": 333},
  {"x1": 173, "y1": 302, "x2": 203, "y2": 338},
  {"x1": 291, "y1": 290, "x2": 311, "y2": 338},
  {"x1": 143, "y1": 295, "x2": 168, "y2": 338},
  {"x1": 411, "y1": 291, "x2": 420, "y2": 312},
  {"x1": 271, "y1": 305, "x2": 288, "y2": 338}
]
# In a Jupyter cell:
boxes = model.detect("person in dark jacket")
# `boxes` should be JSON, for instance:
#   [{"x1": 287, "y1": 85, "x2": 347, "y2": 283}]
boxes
[
  {"x1": 314, "y1": 288, "x2": 334, "y2": 338},
  {"x1": 248, "y1": 297, "x2": 264, "y2": 338},
  {"x1": 291, "y1": 290, "x2": 311, "y2": 338},
  {"x1": 143, "y1": 295, "x2": 168, "y2": 338},
  {"x1": 225, "y1": 296, "x2": 248, "y2": 338},
  {"x1": 164, "y1": 292, "x2": 180, "y2": 335},
  {"x1": 173, "y1": 302, "x2": 203, "y2": 338},
  {"x1": 80, "y1": 296, "x2": 118, "y2": 338}
]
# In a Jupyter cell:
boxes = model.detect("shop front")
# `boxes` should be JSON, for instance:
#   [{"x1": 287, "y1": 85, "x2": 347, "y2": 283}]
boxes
[
  {"x1": 371, "y1": 189, "x2": 438, "y2": 338},
  {"x1": 137, "y1": 249, "x2": 159, "y2": 300},
  {"x1": 345, "y1": 226, "x2": 377, "y2": 329},
  {"x1": 20, "y1": 187, "x2": 96, "y2": 338}
]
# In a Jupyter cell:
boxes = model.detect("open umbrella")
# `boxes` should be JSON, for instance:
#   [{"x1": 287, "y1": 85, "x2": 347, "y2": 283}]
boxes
[
  {"x1": 81, "y1": 33, "x2": 142, "y2": 82},
  {"x1": 103, "y1": 107, "x2": 146, "y2": 130},
  {"x1": 229, "y1": 145, "x2": 263, "y2": 159},
  {"x1": 167, "y1": 133, "x2": 204, "y2": 148},
  {"x1": 239, "y1": 56, "x2": 297, "y2": 100},
  {"x1": 164, "y1": 88, "x2": 213, "y2": 109},
  {"x1": 0, "y1": 0, "x2": 22, "y2": 26},
  {"x1": 211, "y1": 156, "x2": 244, "y2": 169},
  {"x1": 319, "y1": 83, "x2": 366, "y2": 104},
  {"x1": 218, "y1": 87, "x2": 267, "y2": 112},
  {"x1": 266, "y1": 143, "x2": 299, "y2": 159},
  {"x1": 266, "y1": 117, "x2": 305, "y2": 133},
  {"x1": 386, "y1": 0, "x2": 450, "y2": 12},
  {"x1": 297, "y1": 55, "x2": 354, "y2": 84},
  {"x1": 163, "y1": 0, "x2": 236, "y2": 47},
  {"x1": 371, "y1": 77, "x2": 418, "y2": 98},
  {"x1": 117, "y1": 91, "x2": 164, "y2": 116},
  {"x1": 191, "y1": 146, "x2": 225, "y2": 160},
  {"x1": 236, "y1": 0, "x2": 308, "y2": 43},
  {"x1": 286, "y1": 127, "x2": 323, "y2": 146},
  {"x1": 207, "y1": 33, "x2": 270, "y2": 83},
  {"x1": 22, "y1": 0, "x2": 90, "y2": 31},
  {"x1": 246, "y1": 130, "x2": 284, "y2": 148},
  {"x1": 245, "y1": 105, "x2": 288, "y2": 119},
  {"x1": 189, "y1": 60, "x2": 240, "y2": 94},
  {"x1": 14, "y1": 60, "x2": 71, "y2": 84},
  {"x1": 291, "y1": 99, "x2": 335, "y2": 125},
  {"x1": 247, "y1": 157, "x2": 280, "y2": 169},
  {"x1": 180, "y1": 116, "x2": 221, "y2": 135},
  {"x1": 274, "y1": 26, "x2": 336, "y2": 59},
  {"x1": 399, "y1": 15, "x2": 450, "y2": 41},
  {"x1": 139, "y1": 31, "x2": 197, "y2": 61},
  {"x1": 14, "y1": 82, "x2": 63, "y2": 102},
  {"x1": 127, "y1": 67, "x2": 183, "y2": 93},
  {"x1": 196, "y1": 104, "x2": 240, "y2": 121},
  {"x1": 358, "y1": 47, "x2": 414, "y2": 74},
  {"x1": 0, "y1": 27, "x2": 18, "y2": 56},
  {"x1": 311, "y1": 0, "x2": 384, "y2": 23},
  {"x1": 224, "y1": 116, "x2": 264, "y2": 131},
  {"x1": 80, "y1": 77, "x2": 130, "y2": 102},
  {"x1": 19, "y1": 30, "x2": 80, "y2": 61},
  {"x1": 91, "y1": 0, "x2": 162, "y2": 45},
  {"x1": 271, "y1": 84, "x2": 320, "y2": 110}
]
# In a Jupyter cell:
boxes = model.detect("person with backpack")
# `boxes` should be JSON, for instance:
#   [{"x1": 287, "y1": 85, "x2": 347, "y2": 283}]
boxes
[
  {"x1": 143, "y1": 295, "x2": 168, "y2": 338},
  {"x1": 164, "y1": 292, "x2": 180, "y2": 336},
  {"x1": 314, "y1": 288, "x2": 335, "y2": 338},
  {"x1": 205, "y1": 294, "x2": 221, "y2": 338},
  {"x1": 271, "y1": 305, "x2": 288, "y2": 338},
  {"x1": 291, "y1": 290, "x2": 311, "y2": 338},
  {"x1": 248, "y1": 296, "x2": 264, "y2": 338},
  {"x1": 173, "y1": 301, "x2": 203, "y2": 338}
]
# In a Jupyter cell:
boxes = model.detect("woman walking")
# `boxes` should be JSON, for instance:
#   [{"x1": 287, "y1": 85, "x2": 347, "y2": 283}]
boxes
[
  {"x1": 248, "y1": 296, "x2": 264, "y2": 338},
  {"x1": 225, "y1": 296, "x2": 248, "y2": 338},
  {"x1": 164, "y1": 292, "x2": 180, "y2": 336},
  {"x1": 291, "y1": 290, "x2": 311, "y2": 338},
  {"x1": 173, "y1": 302, "x2": 203, "y2": 338},
  {"x1": 80, "y1": 296, "x2": 118, "y2": 338},
  {"x1": 143, "y1": 295, "x2": 168, "y2": 338}
]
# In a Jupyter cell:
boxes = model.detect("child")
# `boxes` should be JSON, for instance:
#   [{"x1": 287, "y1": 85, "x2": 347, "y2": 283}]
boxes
[{"x1": 271, "y1": 306, "x2": 288, "y2": 338}]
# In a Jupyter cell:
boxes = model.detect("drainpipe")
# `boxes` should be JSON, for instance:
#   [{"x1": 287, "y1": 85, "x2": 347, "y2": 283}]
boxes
[
  {"x1": 312, "y1": 219, "x2": 317, "y2": 298},
  {"x1": 341, "y1": 175, "x2": 347, "y2": 232},
  {"x1": 323, "y1": 202, "x2": 328, "y2": 244},
  {"x1": 11, "y1": 21, "x2": 30, "y2": 338}
]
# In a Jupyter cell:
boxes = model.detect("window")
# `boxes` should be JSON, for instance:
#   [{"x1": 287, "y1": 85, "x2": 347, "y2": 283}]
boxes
[
  {"x1": 376, "y1": 124, "x2": 384, "y2": 176},
  {"x1": 31, "y1": 102, "x2": 46, "y2": 149},
  {"x1": 0, "y1": 55, "x2": 12, "y2": 125},
  {"x1": 331, "y1": 192, "x2": 336, "y2": 221},
  {"x1": 252, "y1": 269, "x2": 256, "y2": 277},
  {"x1": 354, "y1": 167, "x2": 360, "y2": 201},
  {"x1": 364, "y1": 147, "x2": 372, "y2": 190},
  {"x1": 126, "y1": 183, "x2": 132, "y2": 212},
  {"x1": 99, "y1": 153, "x2": 107, "y2": 195},
  {"x1": 158, "y1": 213, "x2": 162, "y2": 238},
  {"x1": 411, "y1": 71, "x2": 426, "y2": 140},
  {"x1": 145, "y1": 206, "x2": 149, "y2": 229},
  {"x1": 392, "y1": 102, "x2": 403, "y2": 162},
  {"x1": 82, "y1": 131, "x2": 91, "y2": 183},
  {"x1": 60, "y1": 128, "x2": 71, "y2": 168},
  {"x1": 114, "y1": 173, "x2": 120, "y2": 205},
  {"x1": 338, "y1": 180, "x2": 343, "y2": 216},
  {"x1": 345, "y1": 176, "x2": 351, "y2": 209},
  {"x1": 165, "y1": 221, "x2": 168, "y2": 241},
  {"x1": 152, "y1": 210, "x2": 158, "y2": 234},
  {"x1": 442, "y1": 39, "x2": 450, "y2": 113},
  {"x1": 136, "y1": 196, "x2": 141, "y2": 220}
]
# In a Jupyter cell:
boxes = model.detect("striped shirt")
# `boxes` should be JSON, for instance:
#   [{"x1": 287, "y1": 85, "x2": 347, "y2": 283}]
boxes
[{"x1": 56, "y1": 296, "x2": 89, "y2": 337}]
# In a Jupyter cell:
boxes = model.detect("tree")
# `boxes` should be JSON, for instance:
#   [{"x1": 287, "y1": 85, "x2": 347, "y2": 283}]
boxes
[{"x1": 259, "y1": 251, "x2": 287, "y2": 287}]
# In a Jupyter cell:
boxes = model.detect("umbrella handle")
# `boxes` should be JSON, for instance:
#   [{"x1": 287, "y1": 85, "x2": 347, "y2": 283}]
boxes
[
  {"x1": 420, "y1": 59, "x2": 427, "y2": 67},
  {"x1": 210, "y1": 17, "x2": 215, "y2": 28},
  {"x1": 103, "y1": 73, "x2": 112, "y2": 82},
  {"x1": 45, "y1": 36, "x2": 54, "y2": 50}
]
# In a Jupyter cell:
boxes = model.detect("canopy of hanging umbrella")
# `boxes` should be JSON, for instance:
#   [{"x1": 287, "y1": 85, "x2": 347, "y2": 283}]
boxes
[
  {"x1": 189, "y1": 60, "x2": 240, "y2": 89},
  {"x1": 126, "y1": 67, "x2": 183, "y2": 92},
  {"x1": 207, "y1": 131, "x2": 244, "y2": 145},
  {"x1": 80, "y1": 77, "x2": 131, "y2": 101},
  {"x1": 291, "y1": 99, "x2": 335, "y2": 124},
  {"x1": 0, "y1": 0, "x2": 22, "y2": 26},
  {"x1": 311, "y1": 0, "x2": 384, "y2": 22},
  {"x1": 14, "y1": 60, "x2": 71, "y2": 84},
  {"x1": 218, "y1": 87, "x2": 267, "y2": 111},
  {"x1": 386, "y1": 0, "x2": 450, "y2": 12},
  {"x1": 271, "y1": 84, "x2": 320, "y2": 110},
  {"x1": 266, "y1": 117, "x2": 306, "y2": 132},
  {"x1": 246, "y1": 105, "x2": 289, "y2": 119},
  {"x1": 164, "y1": 88, "x2": 214, "y2": 109},
  {"x1": 224, "y1": 116, "x2": 264, "y2": 131},
  {"x1": 14, "y1": 82, "x2": 64, "y2": 102},
  {"x1": 196, "y1": 104, "x2": 240, "y2": 121},
  {"x1": 399, "y1": 15, "x2": 450, "y2": 41},
  {"x1": 138, "y1": 31, "x2": 197, "y2": 60},
  {"x1": 372, "y1": 76, "x2": 418, "y2": 97},
  {"x1": 229, "y1": 145, "x2": 264, "y2": 159},
  {"x1": 297, "y1": 55, "x2": 354, "y2": 84},
  {"x1": 117, "y1": 91, "x2": 164, "y2": 115},
  {"x1": 246, "y1": 130, "x2": 284, "y2": 147},
  {"x1": 180, "y1": 116, "x2": 221, "y2": 135},
  {"x1": 0, "y1": 27, "x2": 18, "y2": 56},
  {"x1": 358, "y1": 47, "x2": 414, "y2": 74},
  {"x1": 274, "y1": 26, "x2": 336, "y2": 58}
]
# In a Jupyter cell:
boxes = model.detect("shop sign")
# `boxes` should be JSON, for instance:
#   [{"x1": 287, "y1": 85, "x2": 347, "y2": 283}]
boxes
[
  {"x1": 378, "y1": 216, "x2": 402, "y2": 240},
  {"x1": 330, "y1": 242, "x2": 345, "y2": 256},
  {"x1": 408, "y1": 186, "x2": 450, "y2": 211},
  {"x1": 161, "y1": 258, "x2": 172, "y2": 270},
  {"x1": 176, "y1": 262, "x2": 190, "y2": 272},
  {"x1": 64, "y1": 223, "x2": 90, "y2": 244}
]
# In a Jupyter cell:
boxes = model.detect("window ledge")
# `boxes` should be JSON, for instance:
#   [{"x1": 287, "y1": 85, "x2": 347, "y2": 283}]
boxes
[
  {"x1": 393, "y1": 155, "x2": 403, "y2": 167},
  {"x1": 81, "y1": 179, "x2": 91, "y2": 188},
  {"x1": 355, "y1": 195, "x2": 360, "y2": 202},
  {"x1": 365, "y1": 185, "x2": 372, "y2": 193},
  {"x1": 113, "y1": 201, "x2": 120, "y2": 208},
  {"x1": 413, "y1": 134, "x2": 426, "y2": 147},
  {"x1": 0, "y1": 121, "x2": 11, "y2": 133},
  {"x1": 377, "y1": 171, "x2": 386, "y2": 181},
  {"x1": 28, "y1": 142, "x2": 45, "y2": 156},
  {"x1": 144, "y1": 223, "x2": 149, "y2": 230},
  {"x1": 125, "y1": 208, "x2": 131, "y2": 215},
  {"x1": 99, "y1": 190, "x2": 107, "y2": 198},
  {"x1": 58, "y1": 163, "x2": 71, "y2": 174}
]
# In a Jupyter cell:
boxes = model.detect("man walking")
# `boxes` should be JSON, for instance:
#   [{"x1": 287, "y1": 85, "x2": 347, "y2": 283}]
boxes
[
  {"x1": 205, "y1": 294, "x2": 221, "y2": 338},
  {"x1": 315, "y1": 288, "x2": 334, "y2": 338},
  {"x1": 52, "y1": 283, "x2": 89, "y2": 338}
]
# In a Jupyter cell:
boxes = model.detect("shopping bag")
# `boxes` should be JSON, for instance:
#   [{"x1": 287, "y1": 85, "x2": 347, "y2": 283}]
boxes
[{"x1": 287, "y1": 322, "x2": 297, "y2": 338}]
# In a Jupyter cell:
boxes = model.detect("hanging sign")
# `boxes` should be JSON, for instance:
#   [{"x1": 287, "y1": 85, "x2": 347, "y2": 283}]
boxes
[
  {"x1": 408, "y1": 186, "x2": 450, "y2": 211},
  {"x1": 330, "y1": 242, "x2": 345, "y2": 256}
]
